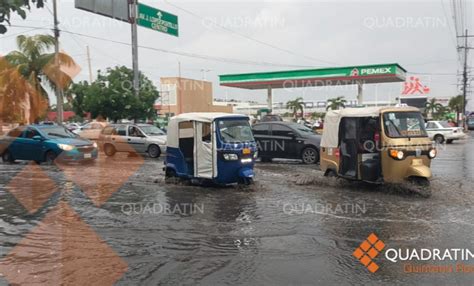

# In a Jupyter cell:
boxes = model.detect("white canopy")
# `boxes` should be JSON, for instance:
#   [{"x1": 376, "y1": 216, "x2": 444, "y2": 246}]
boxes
[
  {"x1": 167, "y1": 113, "x2": 249, "y2": 148},
  {"x1": 320, "y1": 106, "x2": 419, "y2": 148}
]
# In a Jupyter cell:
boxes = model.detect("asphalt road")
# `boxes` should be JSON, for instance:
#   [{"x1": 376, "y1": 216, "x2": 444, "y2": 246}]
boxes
[{"x1": 0, "y1": 134, "x2": 473, "y2": 285}]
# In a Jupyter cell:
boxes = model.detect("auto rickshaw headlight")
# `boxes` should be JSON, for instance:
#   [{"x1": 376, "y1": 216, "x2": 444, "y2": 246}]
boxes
[
  {"x1": 428, "y1": 148, "x2": 437, "y2": 159},
  {"x1": 223, "y1": 153, "x2": 239, "y2": 161},
  {"x1": 389, "y1": 149, "x2": 404, "y2": 160}
]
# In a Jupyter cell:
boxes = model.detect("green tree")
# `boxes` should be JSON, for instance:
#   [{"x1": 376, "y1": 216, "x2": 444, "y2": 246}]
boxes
[
  {"x1": 3, "y1": 34, "x2": 75, "y2": 122},
  {"x1": 286, "y1": 97, "x2": 305, "y2": 119},
  {"x1": 425, "y1": 98, "x2": 443, "y2": 118},
  {"x1": 0, "y1": 0, "x2": 44, "y2": 34},
  {"x1": 448, "y1": 95, "x2": 466, "y2": 123},
  {"x1": 70, "y1": 66, "x2": 159, "y2": 122},
  {"x1": 326, "y1": 96, "x2": 347, "y2": 111}
]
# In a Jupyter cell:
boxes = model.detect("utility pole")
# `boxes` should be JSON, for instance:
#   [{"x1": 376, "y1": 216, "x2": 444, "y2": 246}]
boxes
[
  {"x1": 457, "y1": 29, "x2": 474, "y2": 127},
  {"x1": 86, "y1": 46, "x2": 93, "y2": 83},
  {"x1": 53, "y1": 0, "x2": 63, "y2": 124},
  {"x1": 130, "y1": 0, "x2": 139, "y2": 97}
]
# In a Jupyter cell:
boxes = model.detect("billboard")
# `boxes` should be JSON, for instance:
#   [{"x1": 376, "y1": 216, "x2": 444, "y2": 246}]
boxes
[{"x1": 75, "y1": 0, "x2": 130, "y2": 22}]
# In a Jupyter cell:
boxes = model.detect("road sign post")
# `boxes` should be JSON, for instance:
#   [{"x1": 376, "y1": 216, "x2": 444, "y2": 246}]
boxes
[{"x1": 137, "y1": 3, "x2": 179, "y2": 37}]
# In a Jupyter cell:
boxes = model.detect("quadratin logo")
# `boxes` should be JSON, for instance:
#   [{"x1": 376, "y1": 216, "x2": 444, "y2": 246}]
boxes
[{"x1": 353, "y1": 233, "x2": 386, "y2": 273}]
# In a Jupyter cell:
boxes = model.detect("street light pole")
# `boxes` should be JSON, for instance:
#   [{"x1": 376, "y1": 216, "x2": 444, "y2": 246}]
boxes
[
  {"x1": 53, "y1": 0, "x2": 63, "y2": 124},
  {"x1": 130, "y1": 0, "x2": 140, "y2": 97}
]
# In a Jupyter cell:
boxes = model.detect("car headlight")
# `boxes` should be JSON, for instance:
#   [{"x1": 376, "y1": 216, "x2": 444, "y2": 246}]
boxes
[
  {"x1": 389, "y1": 149, "x2": 404, "y2": 160},
  {"x1": 223, "y1": 153, "x2": 239, "y2": 161},
  {"x1": 58, "y1": 144, "x2": 75, "y2": 151},
  {"x1": 428, "y1": 148, "x2": 437, "y2": 159},
  {"x1": 92, "y1": 142, "x2": 98, "y2": 148},
  {"x1": 253, "y1": 151, "x2": 258, "y2": 159}
]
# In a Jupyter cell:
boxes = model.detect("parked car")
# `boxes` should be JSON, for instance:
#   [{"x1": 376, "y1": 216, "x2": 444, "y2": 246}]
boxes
[
  {"x1": 65, "y1": 123, "x2": 81, "y2": 132},
  {"x1": 98, "y1": 124, "x2": 167, "y2": 158},
  {"x1": 74, "y1": 121, "x2": 108, "y2": 141},
  {"x1": 252, "y1": 122, "x2": 321, "y2": 164},
  {"x1": 468, "y1": 117, "x2": 474, "y2": 130},
  {"x1": 425, "y1": 120, "x2": 465, "y2": 144},
  {"x1": 0, "y1": 125, "x2": 98, "y2": 164}
]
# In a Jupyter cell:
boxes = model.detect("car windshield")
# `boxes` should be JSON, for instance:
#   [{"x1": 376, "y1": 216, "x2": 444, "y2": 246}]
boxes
[
  {"x1": 383, "y1": 112, "x2": 428, "y2": 138},
  {"x1": 289, "y1": 123, "x2": 314, "y2": 136},
  {"x1": 439, "y1": 121, "x2": 451, "y2": 128},
  {"x1": 139, "y1": 125, "x2": 165, "y2": 136},
  {"x1": 218, "y1": 119, "x2": 254, "y2": 143},
  {"x1": 42, "y1": 127, "x2": 77, "y2": 139}
]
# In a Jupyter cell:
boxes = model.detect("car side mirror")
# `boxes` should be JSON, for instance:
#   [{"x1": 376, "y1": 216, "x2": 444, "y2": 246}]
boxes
[{"x1": 32, "y1": 135, "x2": 43, "y2": 141}]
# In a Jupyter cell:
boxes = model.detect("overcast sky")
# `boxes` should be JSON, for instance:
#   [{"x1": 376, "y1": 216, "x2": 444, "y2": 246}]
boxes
[{"x1": 0, "y1": 0, "x2": 472, "y2": 110}]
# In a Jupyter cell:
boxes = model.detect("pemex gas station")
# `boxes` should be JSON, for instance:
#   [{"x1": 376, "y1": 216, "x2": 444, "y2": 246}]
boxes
[{"x1": 219, "y1": 63, "x2": 407, "y2": 110}]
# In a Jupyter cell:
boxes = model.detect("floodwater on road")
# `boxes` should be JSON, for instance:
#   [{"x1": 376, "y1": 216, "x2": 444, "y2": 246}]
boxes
[{"x1": 0, "y1": 134, "x2": 473, "y2": 285}]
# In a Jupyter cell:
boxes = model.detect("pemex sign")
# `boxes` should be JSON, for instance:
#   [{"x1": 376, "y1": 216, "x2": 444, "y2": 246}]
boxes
[{"x1": 137, "y1": 3, "x2": 179, "y2": 37}]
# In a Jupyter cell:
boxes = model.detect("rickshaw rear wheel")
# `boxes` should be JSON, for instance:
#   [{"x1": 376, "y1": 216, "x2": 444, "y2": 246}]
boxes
[
  {"x1": 408, "y1": 176, "x2": 430, "y2": 187},
  {"x1": 324, "y1": 169, "x2": 337, "y2": 177}
]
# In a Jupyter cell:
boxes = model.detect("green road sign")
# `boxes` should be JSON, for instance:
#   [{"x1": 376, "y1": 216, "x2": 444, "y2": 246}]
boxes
[{"x1": 137, "y1": 3, "x2": 179, "y2": 37}]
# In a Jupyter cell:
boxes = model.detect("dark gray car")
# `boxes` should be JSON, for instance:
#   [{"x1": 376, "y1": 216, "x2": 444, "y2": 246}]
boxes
[{"x1": 252, "y1": 122, "x2": 321, "y2": 164}]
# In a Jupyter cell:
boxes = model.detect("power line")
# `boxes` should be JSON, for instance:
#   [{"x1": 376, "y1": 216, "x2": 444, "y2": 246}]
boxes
[
  {"x1": 162, "y1": 0, "x2": 338, "y2": 66},
  {"x1": 60, "y1": 29, "x2": 315, "y2": 68}
]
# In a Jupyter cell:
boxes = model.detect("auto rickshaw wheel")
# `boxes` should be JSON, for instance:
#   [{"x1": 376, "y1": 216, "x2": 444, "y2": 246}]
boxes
[
  {"x1": 165, "y1": 167, "x2": 177, "y2": 178},
  {"x1": 325, "y1": 169, "x2": 337, "y2": 177},
  {"x1": 239, "y1": 177, "x2": 253, "y2": 185}
]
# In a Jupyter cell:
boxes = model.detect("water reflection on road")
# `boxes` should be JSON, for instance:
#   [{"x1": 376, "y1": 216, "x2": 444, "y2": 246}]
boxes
[{"x1": 0, "y1": 135, "x2": 473, "y2": 285}]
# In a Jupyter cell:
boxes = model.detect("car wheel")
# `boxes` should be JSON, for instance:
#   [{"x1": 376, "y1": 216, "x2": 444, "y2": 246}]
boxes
[
  {"x1": 434, "y1": 134, "x2": 445, "y2": 144},
  {"x1": 104, "y1": 144, "x2": 116, "y2": 157},
  {"x1": 2, "y1": 150, "x2": 14, "y2": 163},
  {"x1": 148, "y1": 144, "x2": 161, "y2": 158},
  {"x1": 44, "y1": 151, "x2": 57, "y2": 165},
  {"x1": 446, "y1": 139, "x2": 454, "y2": 144},
  {"x1": 302, "y1": 147, "x2": 318, "y2": 164}
]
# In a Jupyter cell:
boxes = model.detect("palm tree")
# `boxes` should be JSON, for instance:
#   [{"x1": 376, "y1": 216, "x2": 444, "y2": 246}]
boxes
[
  {"x1": 326, "y1": 96, "x2": 347, "y2": 111},
  {"x1": 425, "y1": 98, "x2": 443, "y2": 119},
  {"x1": 286, "y1": 97, "x2": 305, "y2": 119},
  {"x1": 448, "y1": 95, "x2": 468, "y2": 124},
  {"x1": 3, "y1": 34, "x2": 75, "y2": 123}
]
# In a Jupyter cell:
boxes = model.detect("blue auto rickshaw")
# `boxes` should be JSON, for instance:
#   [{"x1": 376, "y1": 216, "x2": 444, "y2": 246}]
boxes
[{"x1": 165, "y1": 113, "x2": 257, "y2": 185}]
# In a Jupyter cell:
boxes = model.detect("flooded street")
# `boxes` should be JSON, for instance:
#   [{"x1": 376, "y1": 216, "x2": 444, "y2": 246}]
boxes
[{"x1": 0, "y1": 134, "x2": 473, "y2": 285}]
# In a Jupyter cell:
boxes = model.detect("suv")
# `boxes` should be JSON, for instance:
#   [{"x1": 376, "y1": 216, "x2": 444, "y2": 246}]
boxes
[
  {"x1": 98, "y1": 124, "x2": 167, "y2": 158},
  {"x1": 252, "y1": 122, "x2": 321, "y2": 164}
]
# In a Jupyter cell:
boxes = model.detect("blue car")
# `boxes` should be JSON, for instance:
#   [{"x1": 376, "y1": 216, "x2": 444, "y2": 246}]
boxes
[{"x1": 0, "y1": 125, "x2": 98, "y2": 164}]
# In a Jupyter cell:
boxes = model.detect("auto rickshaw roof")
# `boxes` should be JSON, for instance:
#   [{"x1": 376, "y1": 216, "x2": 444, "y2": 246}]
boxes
[
  {"x1": 169, "y1": 112, "x2": 249, "y2": 124},
  {"x1": 321, "y1": 106, "x2": 421, "y2": 148},
  {"x1": 167, "y1": 113, "x2": 250, "y2": 148}
]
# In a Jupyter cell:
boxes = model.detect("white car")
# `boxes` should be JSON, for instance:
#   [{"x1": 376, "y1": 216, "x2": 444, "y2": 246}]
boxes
[
  {"x1": 74, "y1": 122, "x2": 108, "y2": 141},
  {"x1": 425, "y1": 121, "x2": 465, "y2": 144}
]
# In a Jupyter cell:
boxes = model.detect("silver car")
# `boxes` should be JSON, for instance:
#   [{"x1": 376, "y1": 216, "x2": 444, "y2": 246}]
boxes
[{"x1": 98, "y1": 124, "x2": 166, "y2": 158}]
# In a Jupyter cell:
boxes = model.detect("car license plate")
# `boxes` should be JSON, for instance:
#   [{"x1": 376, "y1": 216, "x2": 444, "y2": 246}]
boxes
[
  {"x1": 84, "y1": 153, "x2": 92, "y2": 159},
  {"x1": 415, "y1": 149, "x2": 422, "y2": 157},
  {"x1": 242, "y1": 148, "x2": 251, "y2": 155}
]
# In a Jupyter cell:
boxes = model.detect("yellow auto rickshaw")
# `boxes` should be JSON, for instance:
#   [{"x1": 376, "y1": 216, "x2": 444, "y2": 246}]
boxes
[{"x1": 320, "y1": 106, "x2": 437, "y2": 185}]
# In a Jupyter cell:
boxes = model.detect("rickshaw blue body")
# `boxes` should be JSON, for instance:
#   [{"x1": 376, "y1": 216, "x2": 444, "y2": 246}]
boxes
[{"x1": 165, "y1": 113, "x2": 257, "y2": 185}]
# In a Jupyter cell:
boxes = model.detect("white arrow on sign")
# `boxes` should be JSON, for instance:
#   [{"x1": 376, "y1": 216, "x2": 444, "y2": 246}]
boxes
[{"x1": 157, "y1": 11, "x2": 162, "y2": 18}]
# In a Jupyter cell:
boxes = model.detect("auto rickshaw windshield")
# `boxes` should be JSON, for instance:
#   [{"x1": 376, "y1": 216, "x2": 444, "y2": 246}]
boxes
[
  {"x1": 383, "y1": 111, "x2": 428, "y2": 138},
  {"x1": 217, "y1": 120, "x2": 254, "y2": 143}
]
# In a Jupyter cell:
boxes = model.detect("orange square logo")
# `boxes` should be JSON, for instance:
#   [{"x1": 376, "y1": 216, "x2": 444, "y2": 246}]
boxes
[{"x1": 353, "y1": 233, "x2": 385, "y2": 273}]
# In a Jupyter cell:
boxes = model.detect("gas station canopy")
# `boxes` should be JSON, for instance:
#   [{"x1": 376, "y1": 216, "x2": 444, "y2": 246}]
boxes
[
  {"x1": 219, "y1": 63, "x2": 407, "y2": 109},
  {"x1": 219, "y1": 63, "x2": 406, "y2": 90}
]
